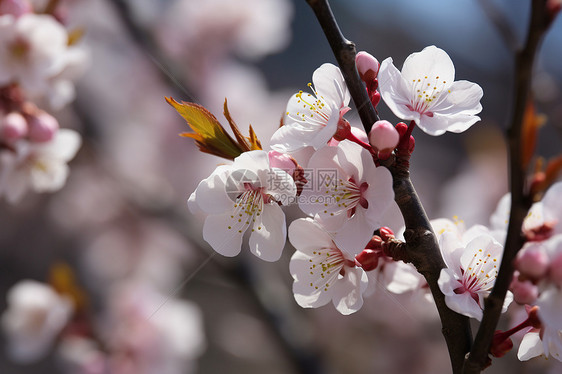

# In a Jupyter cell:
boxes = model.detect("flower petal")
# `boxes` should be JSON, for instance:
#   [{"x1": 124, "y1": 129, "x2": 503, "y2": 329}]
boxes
[
  {"x1": 431, "y1": 80, "x2": 483, "y2": 116},
  {"x1": 378, "y1": 57, "x2": 421, "y2": 122},
  {"x1": 331, "y1": 267, "x2": 368, "y2": 315},
  {"x1": 400, "y1": 46, "x2": 455, "y2": 86},
  {"x1": 517, "y1": 332, "x2": 543, "y2": 361},
  {"x1": 417, "y1": 111, "x2": 481, "y2": 136},
  {"x1": 248, "y1": 203, "x2": 286, "y2": 262},
  {"x1": 194, "y1": 165, "x2": 233, "y2": 214},
  {"x1": 202, "y1": 212, "x2": 245, "y2": 257},
  {"x1": 312, "y1": 63, "x2": 350, "y2": 107},
  {"x1": 288, "y1": 218, "x2": 334, "y2": 254},
  {"x1": 333, "y1": 209, "x2": 375, "y2": 255}
]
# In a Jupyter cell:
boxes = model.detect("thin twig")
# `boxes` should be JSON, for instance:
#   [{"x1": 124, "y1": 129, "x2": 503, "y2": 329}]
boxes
[
  {"x1": 463, "y1": 1, "x2": 551, "y2": 372},
  {"x1": 476, "y1": 0, "x2": 519, "y2": 51},
  {"x1": 305, "y1": 1, "x2": 473, "y2": 372},
  {"x1": 108, "y1": 0, "x2": 196, "y2": 101}
]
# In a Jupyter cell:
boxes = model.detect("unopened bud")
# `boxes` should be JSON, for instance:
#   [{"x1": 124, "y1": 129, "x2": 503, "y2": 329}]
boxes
[
  {"x1": 268, "y1": 150, "x2": 297, "y2": 175},
  {"x1": 1, "y1": 112, "x2": 28, "y2": 141},
  {"x1": 549, "y1": 252, "x2": 562, "y2": 287},
  {"x1": 0, "y1": 0, "x2": 32, "y2": 17},
  {"x1": 515, "y1": 245, "x2": 549, "y2": 280},
  {"x1": 28, "y1": 112, "x2": 59, "y2": 142},
  {"x1": 355, "y1": 249, "x2": 379, "y2": 271},
  {"x1": 379, "y1": 227, "x2": 395, "y2": 241},
  {"x1": 510, "y1": 274, "x2": 538, "y2": 305},
  {"x1": 369, "y1": 120, "x2": 399, "y2": 156},
  {"x1": 408, "y1": 135, "x2": 416, "y2": 153},
  {"x1": 365, "y1": 235, "x2": 383, "y2": 250},
  {"x1": 370, "y1": 90, "x2": 381, "y2": 108},
  {"x1": 395, "y1": 122, "x2": 408, "y2": 137},
  {"x1": 356, "y1": 51, "x2": 379, "y2": 81}
]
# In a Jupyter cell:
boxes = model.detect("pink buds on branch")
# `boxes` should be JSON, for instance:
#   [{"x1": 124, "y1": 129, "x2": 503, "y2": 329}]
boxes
[
  {"x1": 369, "y1": 120, "x2": 399, "y2": 160},
  {"x1": 356, "y1": 51, "x2": 381, "y2": 108}
]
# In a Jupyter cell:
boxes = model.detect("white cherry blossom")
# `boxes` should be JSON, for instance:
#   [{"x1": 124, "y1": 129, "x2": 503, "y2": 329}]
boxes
[
  {"x1": 1, "y1": 280, "x2": 73, "y2": 363},
  {"x1": 518, "y1": 286, "x2": 562, "y2": 362},
  {"x1": 289, "y1": 217, "x2": 368, "y2": 315},
  {"x1": 0, "y1": 128, "x2": 82, "y2": 203},
  {"x1": 191, "y1": 150, "x2": 295, "y2": 261},
  {"x1": 299, "y1": 141, "x2": 394, "y2": 253},
  {"x1": 0, "y1": 13, "x2": 69, "y2": 94},
  {"x1": 378, "y1": 45, "x2": 483, "y2": 136},
  {"x1": 438, "y1": 231, "x2": 512, "y2": 320},
  {"x1": 270, "y1": 63, "x2": 350, "y2": 152}
]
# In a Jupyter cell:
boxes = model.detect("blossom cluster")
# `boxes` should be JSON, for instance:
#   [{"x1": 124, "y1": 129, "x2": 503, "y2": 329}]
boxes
[
  {"x1": 179, "y1": 45, "x2": 487, "y2": 315},
  {"x1": 0, "y1": 0, "x2": 86, "y2": 203}
]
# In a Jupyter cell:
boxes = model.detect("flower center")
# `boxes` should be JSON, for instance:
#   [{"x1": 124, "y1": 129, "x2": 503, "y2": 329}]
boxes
[
  {"x1": 226, "y1": 189, "x2": 265, "y2": 234},
  {"x1": 454, "y1": 248, "x2": 499, "y2": 303},
  {"x1": 407, "y1": 75, "x2": 450, "y2": 115},
  {"x1": 307, "y1": 244, "x2": 355, "y2": 292},
  {"x1": 287, "y1": 83, "x2": 332, "y2": 128},
  {"x1": 9, "y1": 37, "x2": 30, "y2": 60}
]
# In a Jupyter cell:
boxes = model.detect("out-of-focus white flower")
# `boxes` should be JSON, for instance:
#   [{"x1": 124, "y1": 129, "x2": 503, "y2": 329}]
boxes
[
  {"x1": 289, "y1": 217, "x2": 368, "y2": 315},
  {"x1": 270, "y1": 63, "x2": 350, "y2": 152},
  {"x1": 378, "y1": 45, "x2": 483, "y2": 136},
  {"x1": 518, "y1": 286, "x2": 562, "y2": 362},
  {"x1": 299, "y1": 141, "x2": 394, "y2": 252},
  {"x1": 106, "y1": 282, "x2": 206, "y2": 374},
  {"x1": 158, "y1": 0, "x2": 292, "y2": 61},
  {"x1": 0, "y1": 14, "x2": 69, "y2": 94},
  {"x1": 438, "y1": 232, "x2": 512, "y2": 320},
  {"x1": 0, "y1": 128, "x2": 82, "y2": 203},
  {"x1": 491, "y1": 182, "x2": 562, "y2": 243},
  {"x1": 1, "y1": 280, "x2": 73, "y2": 363},
  {"x1": 190, "y1": 150, "x2": 295, "y2": 261},
  {"x1": 40, "y1": 46, "x2": 90, "y2": 110}
]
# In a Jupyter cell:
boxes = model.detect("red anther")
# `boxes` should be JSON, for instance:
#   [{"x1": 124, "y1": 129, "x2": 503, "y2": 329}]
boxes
[
  {"x1": 355, "y1": 249, "x2": 379, "y2": 271},
  {"x1": 490, "y1": 331, "x2": 514, "y2": 358},
  {"x1": 379, "y1": 227, "x2": 395, "y2": 241},
  {"x1": 365, "y1": 235, "x2": 383, "y2": 250}
]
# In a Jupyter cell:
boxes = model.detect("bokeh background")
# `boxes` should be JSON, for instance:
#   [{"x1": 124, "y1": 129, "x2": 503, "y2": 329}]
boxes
[{"x1": 1, "y1": 0, "x2": 562, "y2": 373}]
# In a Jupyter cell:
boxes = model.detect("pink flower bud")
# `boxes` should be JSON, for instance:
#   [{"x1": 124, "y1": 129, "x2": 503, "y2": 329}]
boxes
[
  {"x1": 28, "y1": 112, "x2": 59, "y2": 142},
  {"x1": 0, "y1": 112, "x2": 28, "y2": 141},
  {"x1": 268, "y1": 150, "x2": 297, "y2": 175},
  {"x1": 510, "y1": 275, "x2": 538, "y2": 305},
  {"x1": 356, "y1": 51, "x2": 379, "y2": 81},
  {"x1": 549, "y1": 252, "x2": 562, "y2": 287},
  {"x1": 515, "y1": 245, "x2": 549, "y2": 280},
  {"x1": 0, "y1": 0, "x2": 32, "y2": 17},
  {"x1": 369, "y1": 120, "x2": 399, "y2": 153}
]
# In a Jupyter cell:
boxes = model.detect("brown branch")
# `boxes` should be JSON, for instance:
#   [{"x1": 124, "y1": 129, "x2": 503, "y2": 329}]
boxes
[
  {"x1": 305, "y1": 1, "x2": 472, "y2": 372},
  {"x1": 463, "y1": 1, "x2": 552, "y2": 372},
  {"x1": 305, "y1": 0, "x2": 379, "y2": 132}
]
